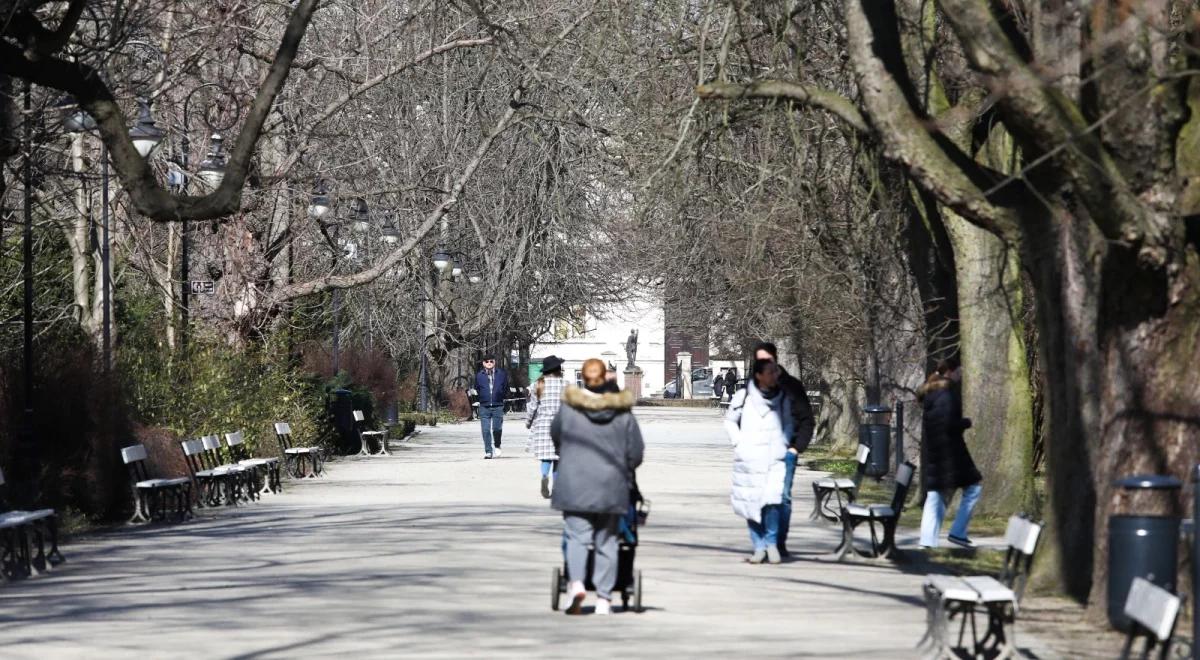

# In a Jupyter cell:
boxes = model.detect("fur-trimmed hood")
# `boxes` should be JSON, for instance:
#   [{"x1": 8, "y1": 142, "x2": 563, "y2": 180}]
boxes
[
  {"x1": 563, "y1": 385, "x2": 634, "y2": 423},
  {"x1": 917, "y1": 375, "x2": 952, "y2": 401}
]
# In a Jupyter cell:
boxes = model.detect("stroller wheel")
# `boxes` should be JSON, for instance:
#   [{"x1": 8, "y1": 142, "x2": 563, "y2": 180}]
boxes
[
  {"x1": 633, "y1": 570, "x2": 644, "y2": 613},
  {"x1": 551, "y1": 567, "x2": 562, "y2": 611}
]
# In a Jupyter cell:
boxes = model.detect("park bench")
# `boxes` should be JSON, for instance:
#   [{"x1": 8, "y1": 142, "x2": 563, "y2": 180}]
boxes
[
  {"x1": 1119, "y1": 576, "x2": 1180, "y2": 659},
  {"x1": 121, "y1": 444, "x2": 192, "y2": 523},
  {"x1": 0, "y1": 467, "x2": 63, "y2": 578},
  {"x1": 200, "y1": 435, "x2": 256, "y2": 503},
  {"x1": 225, "y1": 431, "x2": 283, "y2": 494},
  {"x1": 833, "y1": 461, "x2": 915, "y2": 561},
  {"x1": 275, "y1": 422, "x2": 323, "y2": 478},
  {"x1": 352, "y1": 410, "x2": 389, "y2": 456},
  {"x1": 811, "y1": 443, "x2": 870, "y2": 523},
  {"x1": 180, "y1": 439, "x2": 239, "y2": 507},
  {"x1": 919, "y1": 514, "x2": 1043, "y2": 659}
]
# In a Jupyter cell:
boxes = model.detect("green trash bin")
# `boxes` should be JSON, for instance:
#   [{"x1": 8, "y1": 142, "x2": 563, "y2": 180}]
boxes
[{"x1": 1107, "y1": 474, "x2": 1182, "y2": 632}]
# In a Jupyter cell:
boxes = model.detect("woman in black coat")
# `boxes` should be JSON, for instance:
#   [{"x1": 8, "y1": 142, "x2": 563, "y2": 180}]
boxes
[{"x1": 917, "y1": 358, "x2": 982, "y2": 548}]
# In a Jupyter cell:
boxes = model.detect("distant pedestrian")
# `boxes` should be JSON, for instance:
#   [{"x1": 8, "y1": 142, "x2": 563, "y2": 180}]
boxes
[
  {"x1": 713, "y1": 372, "x2": 726, "y2": 400},
  {"x1": 723, "y1": 367, "x2": 738, "y2": 401},
  {"x1": 526, "y1": 355, "x2": 565, "y2": 498},
  {"x1": 917, "y1": 357, "x2": 982, "y2": 549},
  {"x1": 474, "y1": 354, "x2": 509, "y2": 459},
  {"x1": 752, "y1": 342, "x2": 815, "y2": 557},
  {"x1": 552, "y1": 358, "x2": 644, "y2": 615},
  {"x1": 724, "y1": 358, "x2": 792, "y2": 564}
]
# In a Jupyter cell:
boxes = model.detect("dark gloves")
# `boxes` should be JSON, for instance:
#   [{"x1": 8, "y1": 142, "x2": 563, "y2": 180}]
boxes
[{"x1": 960, "y1": 418, "x2": 973, "y2": 431}]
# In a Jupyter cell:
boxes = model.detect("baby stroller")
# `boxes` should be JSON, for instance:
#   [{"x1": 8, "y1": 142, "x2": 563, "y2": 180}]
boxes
[{"x1": 551, "y1": 486, "x2": 650, "y2": 613}]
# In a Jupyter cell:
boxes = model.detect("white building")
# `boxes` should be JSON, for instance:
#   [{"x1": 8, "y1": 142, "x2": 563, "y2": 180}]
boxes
[{"x1": 529, "y1": 293, "x2": 666, "y2": 397}]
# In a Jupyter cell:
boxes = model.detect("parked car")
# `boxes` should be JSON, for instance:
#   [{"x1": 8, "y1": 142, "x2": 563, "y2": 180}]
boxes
[{"x1": 662, "y1": 367, "x2": 717, "y2": 398}]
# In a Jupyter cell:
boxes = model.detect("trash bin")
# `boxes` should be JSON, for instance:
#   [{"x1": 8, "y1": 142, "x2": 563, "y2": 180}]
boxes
[
  {"x1": 859, "y1": 404, "x2": 892, "y2": 478},
  {"x1": 1107, "y1": 474, "x2": 1182, "y2": 631},
  {"x1": 330, "y1": 388, "x2": 357, "y2": 453}
]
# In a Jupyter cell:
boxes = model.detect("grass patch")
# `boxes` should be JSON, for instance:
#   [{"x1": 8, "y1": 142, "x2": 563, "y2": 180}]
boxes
[
  {"x1": 58, "y1": 506, "x2": 106, "y2": 537},
  {"x1": 922, "y1": 547, "x2": 1008, "y2": 576}
]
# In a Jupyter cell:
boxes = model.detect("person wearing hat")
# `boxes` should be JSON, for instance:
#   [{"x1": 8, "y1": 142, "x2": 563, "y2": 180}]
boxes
[
  {"x1": 526, "y1": 355, "x2": 566, "y2": 498},
  {"x1": 474, "y1": 354, "x2": 510, "y2": 458}
]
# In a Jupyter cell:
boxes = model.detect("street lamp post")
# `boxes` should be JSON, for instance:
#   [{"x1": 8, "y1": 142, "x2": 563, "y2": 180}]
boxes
[
  {"x1": 56, "y1": 96, "x2": 107, "y2": 371},
  {"x1": 308, "y1": 181, "x2": 338, "y2": 373},
  {"x1": 172, "y1": 81, "x2": 229, "y2": 353},
  {"x1": 351, "y1": 198, "x2": 372, "y2": 354},
  {"x1": 19, "y1": 80, "x2": 37, "y2": 505},
  {"x1": 419, "y1": 249, "x2": 479, "y2": 413},
  {"x1": 58, "y1": 96, "x2": 163, "y2": 372}
]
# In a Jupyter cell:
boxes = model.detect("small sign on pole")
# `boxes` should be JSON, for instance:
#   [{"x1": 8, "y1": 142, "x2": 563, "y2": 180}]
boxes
[{"x1": 189, "y1": 281, "x2": 215, "y2": 295}]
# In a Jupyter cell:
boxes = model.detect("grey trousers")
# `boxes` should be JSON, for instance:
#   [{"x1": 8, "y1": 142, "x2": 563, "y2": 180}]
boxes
[{"x1": 563, "y1": 512, "x2": 620, "y2": 600}]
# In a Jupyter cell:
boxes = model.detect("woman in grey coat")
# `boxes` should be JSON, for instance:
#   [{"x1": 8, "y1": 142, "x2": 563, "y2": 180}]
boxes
[{"x1": 550, "y1": 358, "x2": 644, "y2": 615}]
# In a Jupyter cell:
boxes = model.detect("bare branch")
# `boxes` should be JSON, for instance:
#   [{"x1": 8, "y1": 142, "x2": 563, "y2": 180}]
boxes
[{"x1": 696, "y1": 80, "x2": 869, "y2": 133}]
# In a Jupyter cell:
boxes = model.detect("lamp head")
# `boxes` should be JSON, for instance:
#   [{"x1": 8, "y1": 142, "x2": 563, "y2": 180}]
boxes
[
  {"x1": 308, "y1": 180, "x2": 331, "y2": 220},
  {"x1": 197, "y1": 134, "x2": 226, "y2": 189},
  {"x1": 129, "y1": 98, "x2": 164, "y2": 157},
  {"x1": 352, "y1": 197, "x2": 370, "y2": 233}
]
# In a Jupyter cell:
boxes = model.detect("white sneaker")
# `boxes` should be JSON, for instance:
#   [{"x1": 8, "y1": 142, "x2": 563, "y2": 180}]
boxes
[
  {"x1": 594, "y1": 598, "x2": 611, "y2": 615},
  {"x1": 494, "y1": 447, "x2": 502, "y2": 457},
  {"x1": 565, "y1": 581, "x2": 586, "y2": 615}
]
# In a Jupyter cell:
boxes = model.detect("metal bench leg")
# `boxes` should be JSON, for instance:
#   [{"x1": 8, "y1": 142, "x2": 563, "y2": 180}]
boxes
[
  {"x1": 15, "y1": 528, "x2": 32, "y2": 577},
  {"x1": 27, "y1": 524, "x2": 49, "y2": 574},
  {"x1": 876, "y1": 519, "x2": 898, "y2": 560},
  {"x1": 357, "y1": 434, "x2": 370, "y2": 456},
  {"x1": 43, "y1": 516, "x2": 63, "y2": 566},
  {"x1": 129, "y1": 485, "x2": 151, "y2": 524},
  {"x1": 182, "y1": 484, "x2": 194, "y2": 519},
  {"x1": 810, "y1": 484, "x2": 823, "y2": 521},
  {"x1": 916, "y1": 586, "x2": 938, "y2": 652},
  {"x1": 834, "y1": 514, "x2": 859, "y2": 561},
  {"x1": 0, "y1": 529, "x2": 19, "y2": 580}
]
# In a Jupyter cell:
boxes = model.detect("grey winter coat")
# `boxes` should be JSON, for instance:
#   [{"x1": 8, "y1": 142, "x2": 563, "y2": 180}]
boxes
[{"x1": 550, "y1": 385, "x2": 644, "y2": 514}]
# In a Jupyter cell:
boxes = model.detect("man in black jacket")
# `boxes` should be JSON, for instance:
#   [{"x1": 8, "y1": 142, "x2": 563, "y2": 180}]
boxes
[{"x1": 752, "y1": 342, "x2": 815, "y2": 557}]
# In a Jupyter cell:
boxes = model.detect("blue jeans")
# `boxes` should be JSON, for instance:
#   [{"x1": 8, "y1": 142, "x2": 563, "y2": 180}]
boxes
[
  {"x1": 779, "y1": 451, "x2": 797, "y2": 550},
  {"x1": 747, "y1": 504, "x2": 782, "y2": 551},
  {"x1": 540, "y1": 460, "x2": 557, "y2": 477},
  {"x1": 919, "y1": 483, "x2": 983, "y2": 547},
  {"x1": 478, "y1": 405, "x2": 504, "y2": 453}
]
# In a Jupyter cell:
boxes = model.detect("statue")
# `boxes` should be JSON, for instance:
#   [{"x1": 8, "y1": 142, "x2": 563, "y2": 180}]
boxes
[{"x1": 624, "y1": 329, "x2": 639, "y2": 369}]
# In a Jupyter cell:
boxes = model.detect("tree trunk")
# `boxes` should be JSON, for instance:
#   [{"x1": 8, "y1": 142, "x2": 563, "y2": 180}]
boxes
[
  {"x1": 944, "y1": 211, "x2": 1034, "y2": 515},
  {"x1": 1024, "y1": 204, "x2": 1200, "y2": 611}
]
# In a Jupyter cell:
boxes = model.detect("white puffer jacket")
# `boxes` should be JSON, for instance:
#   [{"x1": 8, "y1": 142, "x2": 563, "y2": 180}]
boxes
[{"x1": 724, "y1": 382, "x2": 793, "y2": 523}]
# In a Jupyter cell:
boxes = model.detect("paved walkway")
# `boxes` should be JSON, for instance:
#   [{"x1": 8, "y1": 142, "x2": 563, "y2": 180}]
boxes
[{"x1": 0, "y1": 408, "x2": 1056, "y2": 658}]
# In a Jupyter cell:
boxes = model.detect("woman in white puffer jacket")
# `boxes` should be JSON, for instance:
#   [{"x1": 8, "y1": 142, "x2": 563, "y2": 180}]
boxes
[{"x1": 724, "y1": 359, "x2": 794, "y2": 564}]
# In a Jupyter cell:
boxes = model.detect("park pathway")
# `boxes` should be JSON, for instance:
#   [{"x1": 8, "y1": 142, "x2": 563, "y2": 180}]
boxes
[{"x1": 0, "y1": 407, "x2": 1059, "y2": 659}]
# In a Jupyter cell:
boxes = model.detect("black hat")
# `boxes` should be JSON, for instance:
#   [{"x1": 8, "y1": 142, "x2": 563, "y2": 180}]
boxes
[
  {"x1": 481, "y1": 353, "x2": 496, "y2": 361},
  {"x1": 542, "y1": 355, "x2": 564, "y2": 372}
]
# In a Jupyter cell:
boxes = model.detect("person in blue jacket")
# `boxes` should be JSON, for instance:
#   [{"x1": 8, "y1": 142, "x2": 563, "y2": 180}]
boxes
[{"x1": 474, "y1": 354, "x2": 510, "y2": 459}]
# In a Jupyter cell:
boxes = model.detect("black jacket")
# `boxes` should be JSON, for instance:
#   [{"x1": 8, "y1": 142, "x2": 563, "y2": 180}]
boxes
[
  {"x1": 777, "y1": 366, "x2": 815, "y2": 452},
  {"x1": 917, "y1": 376, "x2": 982, "y2": 491}
]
